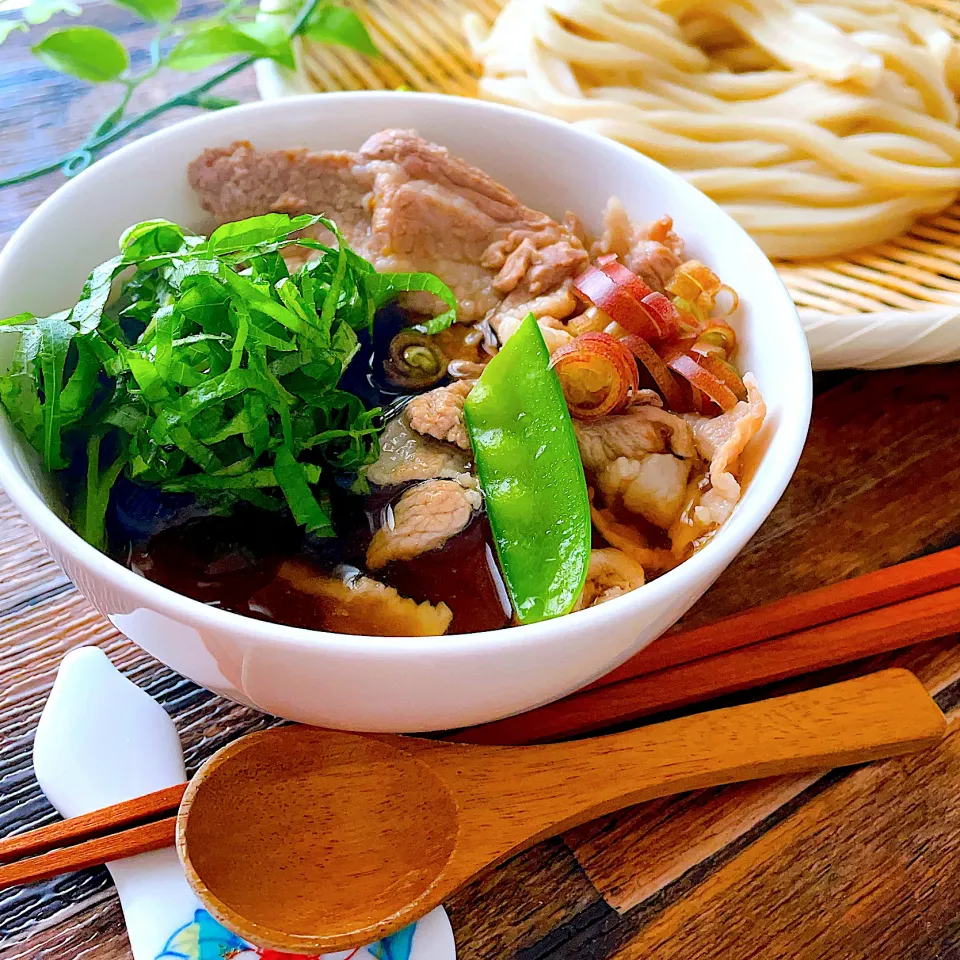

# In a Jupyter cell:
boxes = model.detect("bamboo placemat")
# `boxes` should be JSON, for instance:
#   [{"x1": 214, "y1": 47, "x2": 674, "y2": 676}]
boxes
[{"x1": 286, "y1": 0, "x2": 960, "y2": 321}]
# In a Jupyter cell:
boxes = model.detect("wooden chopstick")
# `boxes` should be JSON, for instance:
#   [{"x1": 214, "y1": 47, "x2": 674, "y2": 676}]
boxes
[
  {"x1": 3, "y1": 549, "x2": 959, "y2": 889},
  {"x1": 581, "y1": 545, "x2": 960, "y2": 691},
  {"x1": 0, "y1": 782, "x2": 185, "y2": 863},
  {"x1": 450, "y1": 580, "x2": 960, "y2": 744},
  {"x1": 0, "y1": 782, "x2": 185, "y2": 891},
  {"x1": 0, "y1": 818, "x2": 176, "y2": 891}
]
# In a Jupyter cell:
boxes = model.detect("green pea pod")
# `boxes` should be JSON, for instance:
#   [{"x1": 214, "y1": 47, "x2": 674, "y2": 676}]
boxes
[{"x1": 465, "y1": 314, "x2": 591, "y2": 623}]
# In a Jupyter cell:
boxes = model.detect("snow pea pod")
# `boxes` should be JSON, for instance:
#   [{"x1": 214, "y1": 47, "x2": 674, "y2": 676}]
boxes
[{"x1": 464, "y1": 314, "x2": 591, "y2": 623}]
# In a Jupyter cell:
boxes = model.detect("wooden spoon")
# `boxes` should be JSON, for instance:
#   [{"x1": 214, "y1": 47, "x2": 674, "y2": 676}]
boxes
[{"x1": 177, "y1": 668, "x2": 944, "y2": 954}]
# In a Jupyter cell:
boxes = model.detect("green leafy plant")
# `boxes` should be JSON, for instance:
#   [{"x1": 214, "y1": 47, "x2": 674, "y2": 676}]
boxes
[
  {"x1": 0, "y1": 0, "x2": 377, "y2": 188},
  {"x1": 0, "y1": 213, "x2": 456, "y2": 549}
]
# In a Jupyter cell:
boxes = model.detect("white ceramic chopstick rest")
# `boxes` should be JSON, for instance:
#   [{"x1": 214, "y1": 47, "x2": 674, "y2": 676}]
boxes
[
  {"x1": 33, "y1": 646, "x2": 193, "y2": 960},
  {"x1": 32, "y1": 647, "x2": 456, "y2": 960}
]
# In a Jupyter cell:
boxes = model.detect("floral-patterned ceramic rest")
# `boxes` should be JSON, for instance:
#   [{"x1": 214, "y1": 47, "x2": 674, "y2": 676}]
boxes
[{"x1": 32, "y1": 647, "x2": 457, "y2": 960}]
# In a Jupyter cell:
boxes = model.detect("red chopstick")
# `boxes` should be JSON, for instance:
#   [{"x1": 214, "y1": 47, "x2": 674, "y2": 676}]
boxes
[
  {"x1": 448, "y1": 548, "x2": 960, "y2": 744},
  {"x1": 584, "y1": 545, "x2": 960, "y2": 690},
  {"x1": 0, "y1": 783, "x2": 185, "y2": 891}
]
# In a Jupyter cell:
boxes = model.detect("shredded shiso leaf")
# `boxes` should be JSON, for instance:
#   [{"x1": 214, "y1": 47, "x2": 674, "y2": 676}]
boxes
[{"x1": 0, "y1": 213, "x2": 457, "y2": 549}]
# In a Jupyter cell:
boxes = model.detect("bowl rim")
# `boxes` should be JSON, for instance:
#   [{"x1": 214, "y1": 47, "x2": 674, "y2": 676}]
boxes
[{"x1": 0, "y1": 90, "x2": 812, "y2": 657}]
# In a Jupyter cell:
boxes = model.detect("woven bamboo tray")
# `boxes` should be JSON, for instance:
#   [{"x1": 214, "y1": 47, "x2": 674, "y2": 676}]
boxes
[{"x1": 255, "y1": 0, "x2": 960, "y2": 370}]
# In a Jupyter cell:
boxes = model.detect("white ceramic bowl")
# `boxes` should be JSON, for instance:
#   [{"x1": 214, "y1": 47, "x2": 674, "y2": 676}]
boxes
[{"x1": 0, "y1": 93, "x2": 811, "y2": 732}]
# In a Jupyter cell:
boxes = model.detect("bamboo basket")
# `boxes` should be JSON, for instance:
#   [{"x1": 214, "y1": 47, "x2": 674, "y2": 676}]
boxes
[{"x1": 254, "y1": 0, "x2": 960, "y2": 370}]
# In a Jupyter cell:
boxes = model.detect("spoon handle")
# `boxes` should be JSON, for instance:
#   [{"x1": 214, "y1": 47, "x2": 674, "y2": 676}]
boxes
[{"x1": 427, "y1": 669, "x2": 944, "y2": 864}]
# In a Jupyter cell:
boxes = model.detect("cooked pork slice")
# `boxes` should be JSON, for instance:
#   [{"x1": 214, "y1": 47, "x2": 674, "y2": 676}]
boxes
[
  {"x1": 358, "y1": 129, "x2": 588, "y2": 318},
  {"x1": 590, "y1": 197, "x2": 633, "y2": 261},
  {"x1": 625, "y1": 216, "x2": 684, "y2": 293},
  {"x1": 574, "y1": 406, "x2": 696, "y2": 475},
  {"x1": 625, "y1": 239, "x2": 683, "y2": 294},
  {"x1": 272, "y1": 560, "x2": 452, "y2": 636},
  {"x1": 493, "y1": 280, "x2": 579, "y2": 345},
  {"x1": 367, "y1": 479, "x2": 482, "y2": 570},
  {"x1": 563, "y1": 210, "x2": 590, "y2": 246},
  {"x1": 633, "y1": 389, "x2": 664, "y2": 407},
  {"x1": 406, "y1": 380, "x2": 475, "y2": 450},
  {"x1": 362, "y1": 129, "x2": 586, "y2": 293},
  {"x1": 365, "y1": 415, "x2": 472, "y2": 487},
  {"x1": 598, "y1": 454, "x2": 693, "y2": 530},
  {"x1": 188, "y1": 130, "x2": 588, "y2": 323},
  {"x1": 643, "y1": 215, "x2": 685, "y2": 256},
  {"x1": 590, "y1": 198, "x2": 684, "y2": 294},
  {"x1": 575, "y1": 548, "x2": 646, "y2": 610},
  {"x1": 590, "y1": 503, "x2": 679, "y2": 574},
  {"x1": 187, "y1": 141, "x2": 375, "y2": 246},
  {"x1": 683, "y1": 374, "x2": 766, "y2": 527}
]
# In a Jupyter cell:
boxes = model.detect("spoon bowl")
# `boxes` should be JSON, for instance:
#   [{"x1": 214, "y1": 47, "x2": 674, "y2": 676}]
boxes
[
  {"x1": 177, "y1": 669, "x2": 945, "y2": 954},
  {"x1": 180, "y1": 730, "x2": 458, "y2": 946}
]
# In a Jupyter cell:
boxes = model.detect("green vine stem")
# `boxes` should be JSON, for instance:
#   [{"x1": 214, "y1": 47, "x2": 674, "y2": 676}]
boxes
[{"x1": 1, "y1": 0, "x2": 319, "y2": 190}]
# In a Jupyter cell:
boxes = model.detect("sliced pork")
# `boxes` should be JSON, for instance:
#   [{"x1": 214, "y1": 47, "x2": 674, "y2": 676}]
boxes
[
  {"x1": 188, "y1": 130, "x2": 588, "y2": 324},
  {"x1": 590, "y1": 198, "x2": 684, "y2": 294},
  {"x1": 575, "y1": 548, "x2": 646, "y2": 609},
  {"x1": 406, "y1": 380, "x2": 475, "y2": 450},
  {"x1": 683, "y1": 374, "x2": 766, "y2": 527},
  {"x1": 590, "y1": 502, "x2": 679, "y2": 574},
  {"x1": 574, "y1": 406, "x2": 696, "y2": 475},
  {"x1": 598, "y1": 454, "x2": 693, "y2": 530},
  {"x1": 366, "y1": 479, "x2": 481, "y2": 570},
  {"x1": 492, "y1": 280, "x2": 579, "y2": 343},
  {"x1": 186, "y1": 144, "x2": 373, "y2": 244},
  {"x1": 365, "y1": 414, "x2": 472, "y2": 488}
]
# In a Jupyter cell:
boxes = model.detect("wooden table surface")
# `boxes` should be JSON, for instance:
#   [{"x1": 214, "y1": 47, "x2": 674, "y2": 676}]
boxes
[{"x1": 3, "y1": 8, "x2": 960, "y2": 960}]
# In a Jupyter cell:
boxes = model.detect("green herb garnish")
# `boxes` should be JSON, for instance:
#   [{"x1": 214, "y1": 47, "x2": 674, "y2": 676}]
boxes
[{"x1": 0, "y1": 213, "x2": 457, "y2": 550}]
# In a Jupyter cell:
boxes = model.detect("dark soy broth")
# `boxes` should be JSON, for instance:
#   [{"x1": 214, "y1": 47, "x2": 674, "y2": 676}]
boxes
[
  {"x1": 126, "y1": 493, "x2": 512, "y2": 635},
  {"x1": 378, "y1": 515, "x2": 512, "y2": 633}
]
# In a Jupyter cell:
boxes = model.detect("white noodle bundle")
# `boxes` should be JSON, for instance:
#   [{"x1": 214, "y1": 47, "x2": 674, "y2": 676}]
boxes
[{"x1": 466, "y1": 0, "x2": 960, "y2": 257}]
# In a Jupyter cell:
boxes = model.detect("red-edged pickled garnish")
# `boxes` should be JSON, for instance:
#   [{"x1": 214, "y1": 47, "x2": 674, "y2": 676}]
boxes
[
  {"x1": 699, "y1": 354, "x2": 748, "y2": 402},
  {"x1": 667, "y1": 260, "x2": 722, "y2": 312},
  {"x1": 666, "y1": 353, "x2": 739, "y2": 412},
  {"x1": 690, "y1": 318, "x2": 738, "y2": 360},
  {"x1": 596, "y1": 259, "x2": 657, "y2": 312},
  {"x1": 635, "y1": 290, "x2": 682, "y2": 341},
  {"x1": 573, "y1": 257, "x2": 683, "y2": 341},
  {"x1": 550, "y1": 332, "x2": 639, "y2": 420},
  {"x1": 619, "y1": 334, "x2": 686, "y2": 411},
  {"x1": 667, "y1": 261, "x2": 739, "y2": 318},
  {"x1": 573, "y1": 264, "x2": 659, "y2": 341}
]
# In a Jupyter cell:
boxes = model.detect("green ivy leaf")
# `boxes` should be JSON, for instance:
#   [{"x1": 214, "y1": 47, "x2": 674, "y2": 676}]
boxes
[
  {"x1": 301, "y1": 3, "x2": 377, "y2": 57},
  {"x1": 237, "y1": 18, "x2": 288, "y2": 46},
  {"x1": 166, "y1": 22, "x2": 293, "y2": 70},
  {"x1": 235, "y1": 19, "x2": 295, "y2": 69},
  {"x1": 22, "y1": 0, "x2": 82, "y2": 26},
  {"x1": 165, "y1": 24, "x2": 257, "y2": 70},
  {"x1": 0, "y1": 20, "x2": 27, "y2": 44},
  {"x1": 32, "y1": 26, "x2": 128, "y2": 81},
  {"x1": 111, "y1": 0, "x2": 179, "y2": 23},
  {"x1": 237, "y1": 18, "x2": 297, "y2": 70}
]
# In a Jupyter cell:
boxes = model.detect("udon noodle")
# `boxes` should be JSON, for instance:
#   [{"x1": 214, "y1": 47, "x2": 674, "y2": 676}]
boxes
[{"x1": 466, "y1": 0, "x2": 960, "y2": 257}]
